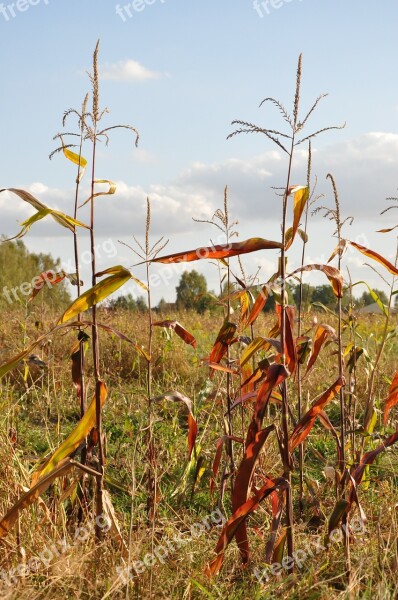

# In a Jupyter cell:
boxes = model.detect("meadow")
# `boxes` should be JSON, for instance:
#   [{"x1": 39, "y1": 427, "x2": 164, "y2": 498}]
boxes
[{"x1": 1, "y1": 45, "x2": 398, "y2": 599}]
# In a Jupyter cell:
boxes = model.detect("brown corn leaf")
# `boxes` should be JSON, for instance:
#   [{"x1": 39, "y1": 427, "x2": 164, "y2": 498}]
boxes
[
  {"x1": 153, "y1": 320, "x2": 196, "y2": 348},
  {"x1": 211, "y1": 435, "x2": 244, "y2": 495},
  {"x1": 102, "y1": 490, "x2": 129, "y2": 559},
  {"x1": 205, "y1": 477, "x2": 288, "y2": 576},
  {"x1": 289, "y1": 377, "x2": 345, "y2": 453},
  {"x1": 152, "y1": 238, "x2": 283, "y2": 264},
  {"x1": 246, "y1": 363, "x2": 290, "y2": 446},
  {"x1": 232, "y1": 426, "x2": 275, "y2": 564},
  {"x1": 287, "y1": 264, "x2": 343, "y2": 298}
]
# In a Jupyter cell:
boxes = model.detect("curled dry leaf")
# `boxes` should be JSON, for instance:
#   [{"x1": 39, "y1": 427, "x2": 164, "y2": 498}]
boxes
[{"x1": 153, "y1": 320, "x2": 196, "y2": 348}]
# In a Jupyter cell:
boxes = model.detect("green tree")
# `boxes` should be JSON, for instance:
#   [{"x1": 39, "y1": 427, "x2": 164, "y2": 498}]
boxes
[
  {"x1": 311, "y1": 284, "x2": 336, "y2": 308},
  {"x1": 0, "y1": 238, "x2": 71, "y2": 310},
  {"x1": 108, "y1": 293, "x2": 147, "y2": 312},
  {"x1": 176, "y1": 270, "x2": 212, "y2": 314}
]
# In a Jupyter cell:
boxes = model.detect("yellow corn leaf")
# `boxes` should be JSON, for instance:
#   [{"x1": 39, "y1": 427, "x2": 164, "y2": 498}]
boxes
[
  {"x1": 0, "y1": 188, "x2": 89, "y2": 240},
  {"x1": 58, "y1": 267, "x2": 133, "y2": 324},
  {"x1": 285, "y1": 186, "x2": 309, "y2": 250},
  {"x1": 97, "y1": 265, "x2": 148, "y2": 291},
  {"x1": 0, "y1": 459, "x2": 74, "y2": 539},
  {"x1": 79, "y1": 179, "x2": 117, "y2": 208},
  {"x1": 63, "y1": 148, "x2": 88, "y2": 182},
  {"x1": 31, "y1": 382, "x2": 107, "y2": 485}
]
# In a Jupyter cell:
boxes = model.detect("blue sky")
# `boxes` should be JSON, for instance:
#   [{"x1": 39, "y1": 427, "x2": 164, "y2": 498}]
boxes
[{"x1": 1, "y1": 0, "x2": 398, "y2": 303}]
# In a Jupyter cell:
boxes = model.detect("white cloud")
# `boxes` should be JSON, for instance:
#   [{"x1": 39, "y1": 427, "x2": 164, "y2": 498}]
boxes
[{"x1": 100, "y1": 59, "x2": 165, "y2": 82}]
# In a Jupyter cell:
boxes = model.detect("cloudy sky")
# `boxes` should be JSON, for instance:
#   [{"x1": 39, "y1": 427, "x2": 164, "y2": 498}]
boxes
[{"x1": 1, "y1": 0, "x2": 398, "y2": 303}]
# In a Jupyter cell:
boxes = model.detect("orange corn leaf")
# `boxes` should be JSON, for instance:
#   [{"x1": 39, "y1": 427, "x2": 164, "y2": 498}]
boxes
[
  {"x1": 328, "y1": 239, "x2": 348, "y2": 263},
  {"x1": 348, "y1": 241, "x2": 398, "y2": 276},
  {"x1": 384, "y1": 371, "x2": 398, "y2": 425},
  {"x1": 28, "y1": 270, "x2": 67, "y2": 302},
  {"x1": 288, "y1": 264, "x2": 343, "y2": 298},
  {"x1": 305, "y1": 324, "x2": 336, "y2": 375},
  {"x1": 377, "y1": 225, "x2": 398, "y2": 233},
  {"x1": 205, "y1": 477, "x2": 288, "y2": 576},
  {"x1": 246, "y1": 286, "x2": 269, "y2": 327},
  {"x1": 152, "y1": 238, "x2": 283, "y2": 264},
  {"x1": 289, "y1": 377, "x2": 345, "y2": 453},
  {"x1": 153, "y1": 320, "x2": 196, "y2": 348},
  {"x1": 207, "y1": 362, "x2": 239, "y2": 375},
  {"x1": 31, "y1": 381, "x2": 108, "y2": 485}
]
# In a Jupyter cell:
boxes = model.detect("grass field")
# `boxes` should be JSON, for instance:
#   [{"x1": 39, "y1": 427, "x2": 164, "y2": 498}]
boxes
[{"x1": 1, "y1": 304, "x2": 398, "y2": 599}]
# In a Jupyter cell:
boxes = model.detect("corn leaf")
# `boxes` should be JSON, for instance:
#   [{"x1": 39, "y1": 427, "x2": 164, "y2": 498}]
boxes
[
  {"x1": 285, "y1": 186, "x2": 309, "y2": 250},
  {"x1": 63, "y1": 148, "x2": 88, "y2": 182},
  {"x1": 384, "y1": 371, "x2": 398, "y2": 425},
  {"x1": 348, "y1": 241, "x2": 398, "y2": 276},
  {"x1": 58, "y1": 267, "x2": 134, "y2": 323},
  {"x1": 152, "y1": 391, "x2": 197, "y2": 459},
  {"x1": 232, "y1": 426, "x2": 275, "y2": 564},
  {"x1": 0, "y1": 459, "x2": 74, "y2": 539},
  {"x1": 153, "y1": 320, "x2": 196, "y2": 348},
  {"x1": 205, "y1": 477, "x2": 288, "y2": 576},
  {"x1": 79, "y1": 179, "x2": 117, "y2": 208},
  {"x1": 288, "y1": 264, "x2": 343, "y2": 298},
  {"x1": 31, "y1": 381, "x2": 107, "y2": 485},
  {"x1": 0, "y1": 188, "x2": 89, "y2": 240},
  {"x1": 152, "y1": 238, "x2": 283, "y2": 264},
  {"x1": 289, "y1": 377, "x2": 345, "y2": 452},
  {"x1": 305, "y1": 324, "x2": 336, "y2": 375}
]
